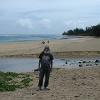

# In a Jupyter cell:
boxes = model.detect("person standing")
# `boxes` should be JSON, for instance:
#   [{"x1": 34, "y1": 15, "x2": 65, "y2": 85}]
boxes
[{"x1": 38, "y1": 45, "x2": 53, "y2": 90}]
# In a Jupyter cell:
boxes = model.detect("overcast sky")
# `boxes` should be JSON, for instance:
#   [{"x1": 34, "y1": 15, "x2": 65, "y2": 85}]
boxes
[{"x1": 0, "y1": 0, "x2": 100, "y2": 34}]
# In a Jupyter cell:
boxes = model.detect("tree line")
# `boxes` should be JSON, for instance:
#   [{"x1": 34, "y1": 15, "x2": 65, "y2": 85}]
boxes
[{"x1": 62, "y1": 24, "x2": 100, "y2": 37}]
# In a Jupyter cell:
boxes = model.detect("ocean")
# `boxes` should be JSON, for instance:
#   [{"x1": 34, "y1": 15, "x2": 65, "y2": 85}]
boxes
[
  {"x1": 0, "y1": 34, "x2": 62, "y2": 43},
  {"x1": 0, "y1": 34, "x2": 83, "y2": 43}
]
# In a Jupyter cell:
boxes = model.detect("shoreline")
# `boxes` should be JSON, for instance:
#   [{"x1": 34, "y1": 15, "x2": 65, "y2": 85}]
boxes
[
  {"x1": 0, "y1": 37, "x2": 100, "y2": 58},
  {"x1": 0, "y1": 51, "x2": 100, "y2": 58}
]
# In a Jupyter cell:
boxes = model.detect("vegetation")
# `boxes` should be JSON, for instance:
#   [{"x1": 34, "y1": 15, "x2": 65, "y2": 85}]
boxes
[
  {"x1": 0, "y1": 72, "x2": 33, "y2": 92},
  {"x1": 62, "y1": 24, "x2": 100, "y2": 37}
]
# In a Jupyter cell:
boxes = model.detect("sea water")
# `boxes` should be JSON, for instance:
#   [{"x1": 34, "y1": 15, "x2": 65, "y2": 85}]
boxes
[
  {"x1": 0, "y1": 34, "x2": 82, "y2": 43},
  {"x1": 0, "y1": 34, "x2": 62, "y2": 43},
  {"x1": 0, "y1": 58, "x2": 65, "y2": 72},
  {"x1": 0, "y1": 57, "x2": 100, "y2": 73}
]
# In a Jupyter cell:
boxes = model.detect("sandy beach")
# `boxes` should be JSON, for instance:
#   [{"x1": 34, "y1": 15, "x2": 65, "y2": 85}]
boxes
[
  {"x1": 0, "y1": 67, "x2": 100, "y2": 100},
  {"x1": 1, "y1": 0, "x2": 100, "y2": 99},
  {"x1": 0, "y1": 37, "x2": 100, "y2": 100},
  {"x1": 0, "y1": 37, "x2": 100, "y2": 57}
]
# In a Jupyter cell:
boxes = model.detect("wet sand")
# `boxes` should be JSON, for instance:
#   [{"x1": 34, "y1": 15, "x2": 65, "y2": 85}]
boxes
[{"x1": 0, "y1": 37, "x2": 100, "y2": 57}]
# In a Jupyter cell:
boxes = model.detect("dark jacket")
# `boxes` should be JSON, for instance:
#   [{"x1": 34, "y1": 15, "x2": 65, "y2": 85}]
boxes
[{"x1": 39, "y1": 51, "x2": 53, "y2": 70}]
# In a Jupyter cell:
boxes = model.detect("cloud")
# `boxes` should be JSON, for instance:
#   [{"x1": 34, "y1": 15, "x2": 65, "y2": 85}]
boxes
[
  {"x1": 17, "y1": 18, "x2": 33, "y2": 29},
  {"x1": 40, "y1": 18, "x2": 51, "y2": 28},
  {"x1": 64, "y1": 20, "x2": 88, "y2": 30},
  {"x1": 0, "y1": 0, "x2": 100, "y2": 34}
]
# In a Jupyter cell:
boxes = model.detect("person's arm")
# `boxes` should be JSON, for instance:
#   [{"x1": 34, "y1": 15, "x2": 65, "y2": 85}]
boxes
[
  {"x1": 38, "y1": 59, "x2": 41, "y2": 70},
  {"x1": 50, "y1": 54, "x2": 54, "y2": 72},
  {"x1": 50, "y1": 60, "x2": 53, "y2": 72},
  {"x1": 38, "y1": 52, "x2": 43, "y2": 70}
]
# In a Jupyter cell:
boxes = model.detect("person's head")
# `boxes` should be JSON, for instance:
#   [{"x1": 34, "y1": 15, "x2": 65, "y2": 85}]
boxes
[{"x1": 43, "y1": 45, "x2": 50, "y2": 54}]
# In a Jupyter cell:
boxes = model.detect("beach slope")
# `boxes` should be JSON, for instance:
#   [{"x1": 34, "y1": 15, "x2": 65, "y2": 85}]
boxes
[
  {"x1": 0, "y1": 67, "x2": 100, "y2": 100},
  {"x1": 0, "y1": 37, "x2": 100, "y2": 57}
]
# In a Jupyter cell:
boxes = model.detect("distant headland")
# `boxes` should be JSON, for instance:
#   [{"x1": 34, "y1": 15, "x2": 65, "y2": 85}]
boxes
[{"x1": 62, "y1": 24, "x2": 100, "y2": 37}]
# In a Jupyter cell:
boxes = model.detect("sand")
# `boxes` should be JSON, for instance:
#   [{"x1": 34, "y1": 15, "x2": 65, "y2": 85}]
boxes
[
  {"x1": 0, "y1": 67, "x2": 100, "y2": 100},
  {"x1": 0, "y1": 37, "x2": 100, "y2": 100},
  {"x1": 0, "y1": 37, "x2": 100, "y2": 57}
]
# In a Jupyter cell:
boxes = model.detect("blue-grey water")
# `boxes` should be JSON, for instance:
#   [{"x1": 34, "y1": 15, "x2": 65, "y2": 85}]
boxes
[
  {"x1": 0, "y1": 57, "x2": 100, "y2": 73},
  {"x1": 0, "y1": 34, "x2": 62, "y2": 43},
  {"x1": 0, "y1": 34, "x2": 83, "y2": 43},
  {"x1": 0, "y1": 58, "x2": 65, "y2": 72}
]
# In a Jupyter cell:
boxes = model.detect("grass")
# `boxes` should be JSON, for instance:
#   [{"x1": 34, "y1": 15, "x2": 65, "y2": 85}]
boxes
[
  {"x1": 0, "y1": 71, "x2": 33, "y2": 92},
  {"x1": 21, "y1": 78, "x2": 33, "y2": 87}
]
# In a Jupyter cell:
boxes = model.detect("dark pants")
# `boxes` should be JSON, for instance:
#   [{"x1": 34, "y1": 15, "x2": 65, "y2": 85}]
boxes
[{"x1": 38, "y1": 68, "x2": 50, "y2": 88}]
